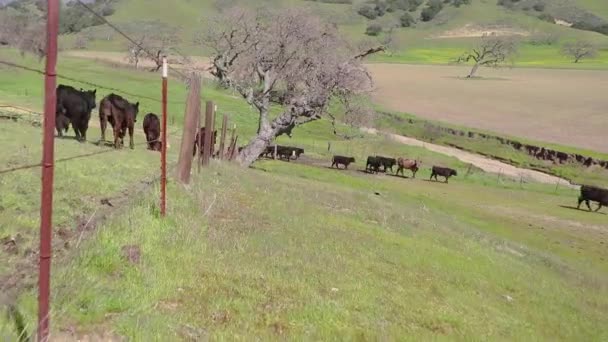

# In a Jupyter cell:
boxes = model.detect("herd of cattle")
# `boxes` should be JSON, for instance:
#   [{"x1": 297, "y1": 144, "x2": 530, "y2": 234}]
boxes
[
  {"x1": 260, "y1": 146, "x2": 607, "y2": 211},
  {"x1": 53, "y1": 84, "x2": 607, "y2": 213}
]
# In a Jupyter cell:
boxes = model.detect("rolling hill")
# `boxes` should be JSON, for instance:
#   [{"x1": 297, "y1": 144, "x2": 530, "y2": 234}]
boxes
[{"x1": 59, "y1": 0, "x2": 608, "y2": 66}]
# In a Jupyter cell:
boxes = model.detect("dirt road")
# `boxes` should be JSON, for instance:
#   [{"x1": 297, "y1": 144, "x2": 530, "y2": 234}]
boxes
[{"x1": 362, "y1": 127, "x2": 577, "y2": 188}]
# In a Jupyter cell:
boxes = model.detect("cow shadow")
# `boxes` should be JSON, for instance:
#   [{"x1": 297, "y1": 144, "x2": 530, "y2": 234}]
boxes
[
  {"x1": 324, "y1": 166, "x2": 357, "y2": 171},
  {"x1": 559, "y1": 205, "x2": 606, "y2": 215},
  {"x1": 387, "y1": 173, "x2": 412, "y2": 180},
  {"x1": 96, "y1": 140, "x2": 117, "y2": 148},
  {"x1": 422, "y1": 179, "x2": 449, "y2": 184},
  {"x1": 357, "y1": 169, "x2": 385, "y2": 175}
]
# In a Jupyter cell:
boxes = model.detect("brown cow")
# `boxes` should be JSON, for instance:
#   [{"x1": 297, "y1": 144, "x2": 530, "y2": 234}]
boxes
[
  {"x1": 99, "y1": 94, "x2": 139, "y2": 149},
  {"x1": 143, "y1": 113, "x2": 161, "y2": 151},
  {"x1": 396, "y1": 158, "x2": 420, "y2": 178}
]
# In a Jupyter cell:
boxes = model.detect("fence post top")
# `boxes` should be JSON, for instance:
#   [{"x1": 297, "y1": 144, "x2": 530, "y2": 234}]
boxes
[{"x1": 162, "y1": 56, "x2": 168, "y2": 78}]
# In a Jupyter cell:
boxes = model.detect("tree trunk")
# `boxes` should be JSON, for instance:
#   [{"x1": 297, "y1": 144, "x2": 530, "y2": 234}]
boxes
[
  {"x1": 467, "y1": 63, "x2": 480, "y2": 78},
  {"x1": 236, "y1": 124, "x2": 275, "y2": 166}
]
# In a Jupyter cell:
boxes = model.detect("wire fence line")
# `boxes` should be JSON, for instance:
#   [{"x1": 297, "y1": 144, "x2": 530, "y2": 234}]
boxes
[
  {"x1": 74, "y1": 0, "x2": 190, "y2": 81},
  {"x1": 0, "y1": 124, "x2": 182, "y2": 175},
  {"x1": 0, "y1": 60, "x2": 184, "y2": 105}
]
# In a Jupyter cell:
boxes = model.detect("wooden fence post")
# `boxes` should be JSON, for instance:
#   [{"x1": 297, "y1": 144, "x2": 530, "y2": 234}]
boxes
[
  {"x1": 230, "y1": 136, "x2": 239, "y2": 161},
  {"x1": 219, "y1": 114, "x2": 228, "y2": 160},
  {"x1": 176, "y1": 73, "x2": 201, "y2": 184},
  {"x1": 226, "y1": 125, "x2": 236, "y2": 159},
  {"x1": 202, "y1": 101, "x2": 215, "y2": 166}
]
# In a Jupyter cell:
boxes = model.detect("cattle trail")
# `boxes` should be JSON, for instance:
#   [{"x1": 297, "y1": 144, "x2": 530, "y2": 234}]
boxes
[{"x1": 362, "y1": 127, "x2": 578, "y2": 188}]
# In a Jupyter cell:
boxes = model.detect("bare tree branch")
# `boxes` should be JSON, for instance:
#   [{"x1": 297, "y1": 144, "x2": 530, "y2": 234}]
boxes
[
  {"x1": 562, "y1": 41, "x2": 598, "y2": 63},
  {"x1": 455, "y1": 33, "x2": 519, "y2": 78}
]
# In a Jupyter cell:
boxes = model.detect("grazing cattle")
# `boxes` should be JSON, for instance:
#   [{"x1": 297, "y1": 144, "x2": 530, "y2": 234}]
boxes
[
  {"x1": 56, "y1": 84, "x2": 96, "y2": 141},
  {"x1": 276, "y1": 146, "x2": 295, "y2": 161},
  {"x1": 142, "y1": 113, "x2": 161, "y2": 151},
  {"x1": 376, "y1": 156, "x2": 397, "y2": 173},
  {"x1": 99, "y1": 94, "x2": 139, "y2": 149},
  {"x1": 193, "y1": 128, "x2": 218, "y2": 158},
  {"x1": 260, "y1": 146, "x2": 304, "y2": 161},
  {"x1": 291, "y1": 147, "x2": 305, "y2": 160},
  {"x1": 366, "y1": 156, "x2": 381, "y2": 174},
  {"x1": 430, "y1": 166, "x2": 457, "y2": 183},
  {"x1": 396, "y1": 158, "x2": 420, "y2": 178},
  {"x1": 331, "y1": 155, "x2": 356, "y2": 169},
  {"x1": 577, "y1": 185, "x2": 608, "y2": 212}
]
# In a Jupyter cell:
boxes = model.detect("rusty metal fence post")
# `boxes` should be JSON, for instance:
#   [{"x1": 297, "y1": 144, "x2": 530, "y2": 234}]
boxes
[
  {"x1": 160, "y1": 57, "x2": 168, "y2": 216},
  {"x1": 38, "y1": 0, "x2": 60, "y2": 340}
]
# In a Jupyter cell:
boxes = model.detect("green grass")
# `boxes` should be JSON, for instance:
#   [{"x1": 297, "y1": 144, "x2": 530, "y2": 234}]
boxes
[
  {"x1": 5, "y1": 158, "x2": 607, "y2": 340},
  {"x1": 372, "y1": 43, "x2": 608, "y2": 69}
]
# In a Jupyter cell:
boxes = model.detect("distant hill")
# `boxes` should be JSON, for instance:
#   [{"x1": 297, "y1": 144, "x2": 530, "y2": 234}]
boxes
[{"x1": 4, "y1": 0, "x2": 608, "y2": 66}]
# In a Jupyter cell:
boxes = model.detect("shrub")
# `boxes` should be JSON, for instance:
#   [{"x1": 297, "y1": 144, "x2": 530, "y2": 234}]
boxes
[
  {"x1": 533, "y1": 2, "x2": 545, "y2": 11},
  {"x1": 451, "y1": 0, "x2": 471, "y2": 8},
  {"x1": 400, "y1": 12, "x2": 415, "y2": 27},
  {"x1": 358, "y1": 5, "x2": 377, "y2": 19},
  {"x1": 421, "y1": 0, "x2": 443, "y2": 22},
  {"x1": 537, "y1": 13, "x2": 555, "y2": 23},
  {"x1": 365, "y1": 23, "x2": 383, "y2": 36}
]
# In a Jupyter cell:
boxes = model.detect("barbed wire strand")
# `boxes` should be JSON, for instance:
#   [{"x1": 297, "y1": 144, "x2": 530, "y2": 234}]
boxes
[
  {"x1": 74, "y1": 0, "x2": 189, "y2": 81},
  {"x1": 0, "y1": 128, "x2": 182, "y2": 176},
  {"x1": 0, "y1": 60, "x2": 183, "y2": 105}
]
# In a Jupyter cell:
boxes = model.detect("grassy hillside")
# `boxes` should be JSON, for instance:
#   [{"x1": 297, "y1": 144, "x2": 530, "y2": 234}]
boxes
[
  {"x1": 3, "y1": 151, "x2": 608, "y2": 339},
  {"x1": 58, "y1": 0, "x2": 608, "y2": 68}
]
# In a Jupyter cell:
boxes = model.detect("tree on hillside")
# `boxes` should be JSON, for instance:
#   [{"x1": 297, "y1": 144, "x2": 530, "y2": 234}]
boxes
[
  {"x1": 455, "y1": 33, "x2": 519, "y2": 78},
  {"x1": 562, "y1": 41, "x2": 598, "y2": 63},
  {"x1": 123, "y1": 21, "x2": 182, "y2": 71},
  {"x1": 0, "y1": 9, "x2": 45, "y2": 59},
  {"x1": 203, "y1": 7, "x2": 384, "y2": 166}
]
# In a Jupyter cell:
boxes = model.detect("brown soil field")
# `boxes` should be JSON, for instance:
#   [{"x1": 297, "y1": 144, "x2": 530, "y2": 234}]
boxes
[{"x1": 368, "y1": 64, "x2": 608, "y2": 153}]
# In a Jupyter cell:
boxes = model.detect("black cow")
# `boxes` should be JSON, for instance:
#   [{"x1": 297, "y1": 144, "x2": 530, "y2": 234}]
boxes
[
  {"x1": 264, "y1": 146, "x2": 304, "y2": 161},
  {"x1": 366, "y1": 156, "x2": 381, "y2": 174},
  {"x1": 143, "y1": 113, "x2": 161, "y2": 151},
  {"x1": 291, "y1": 147, "x2": 305, "y2": 160},
  {"x1": 376, "y1": 156, "x2": 397, "y2": 173},
  {"x1": 56, "y1": 84, "x2": 96, "y2": 141},
  {"x1": 276, "y1": 146, "x2": 294, "y2": 161},
  {"x1": 99, "y1": 94, "x2": 139, "y2": 149},
  {"x1": 577, "y1": 185, "x2": 608, "y2": 212},
  {"x1": 331, "y1": 155, "x2": 356, "y2": 169},
  {"x1": 430, "y1": 166, "x2": 458, "y2": 183}
]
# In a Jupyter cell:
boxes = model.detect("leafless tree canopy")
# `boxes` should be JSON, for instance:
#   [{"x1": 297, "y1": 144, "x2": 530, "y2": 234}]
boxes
[
  {"x1": 123, "y1": 20, "x2": 182, "y2": 71},
  {"x1": 456, "y1": 33, "x2": 518, "y2": 78},
  {"x1": 203, "y1": 7, "x2": 383, "y2": 166},
  {"x1": 562, "y1": 41, "x2": 598, "y2": 63},
  {"x1": 0, "y1": 10, "x2": 46, "y2": 59}
]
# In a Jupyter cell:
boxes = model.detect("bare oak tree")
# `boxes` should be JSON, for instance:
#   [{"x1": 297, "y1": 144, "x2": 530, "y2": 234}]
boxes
[
  {"x1": 562, "y1": 41, "x2": 598, "y2": 63},
  {"x1": 456, "y1": 33, "x2": 518, "y2": 78},
  {"x1": 0, "y1": 10, "x2": 45, "y2": 59},
  {"x1": 203, "y1": 7, "x2": 383, "y2": 166},
  {"x1": 123, "y1": 20, "x2": 182, "y2": 71}
]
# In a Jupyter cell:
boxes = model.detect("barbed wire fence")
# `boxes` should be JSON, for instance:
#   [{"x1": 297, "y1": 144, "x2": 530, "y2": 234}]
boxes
[{"x1": 0, "y1": 0, "x2": 218, "y2": 339}]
